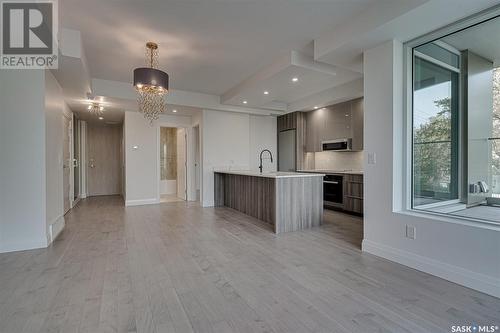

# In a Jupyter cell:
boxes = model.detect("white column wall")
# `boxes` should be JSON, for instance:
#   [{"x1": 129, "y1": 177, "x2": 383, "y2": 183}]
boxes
[
  {"x1": 45, "y1": 71, "x2": 67, "y2": 243},
  {"x1": 201, "y1": 110, "x2": 250, "y2": 207},
  {"x1": 0, "y1": 70, "x2": 47, "y2": 252}
]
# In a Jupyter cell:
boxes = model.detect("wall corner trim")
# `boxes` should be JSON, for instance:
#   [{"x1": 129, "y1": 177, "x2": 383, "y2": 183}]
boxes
[{"x1": 362, "y1": 239, "x2": 500, "y2": 298}]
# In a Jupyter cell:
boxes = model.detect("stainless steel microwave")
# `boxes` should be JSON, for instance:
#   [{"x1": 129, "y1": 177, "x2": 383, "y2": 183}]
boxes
[{"x1": 322, "y1": 138, "x2": 352, "y2": 151}]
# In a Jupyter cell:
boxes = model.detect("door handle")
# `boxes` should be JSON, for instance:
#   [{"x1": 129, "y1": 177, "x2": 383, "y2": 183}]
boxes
[
  {"x1": 89, "y1": 158, "x2": 95, "y2": 168},
  {"x1": 324, "y1": 181, "x2": 339, "y2": 184}
]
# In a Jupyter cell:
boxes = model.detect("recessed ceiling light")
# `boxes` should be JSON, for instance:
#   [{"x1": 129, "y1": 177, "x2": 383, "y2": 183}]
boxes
[
  {"x1": 243, "y1": 100, "x2": 248, "y2": 104},
  {"x1": 98, "y1": 116, "x2": 104, "y2": 120},
  {"x1": 264, "y1": 91, "x2": 269, "y2": 95},
  {"x1": 314, "y1": 106, "x2": 318, "y2": 109},
  {"x1": 172, "y1": 109, "x2": 177, "y2": 113},
  {"x1": 292, "y1": 77, "x2": 298, "y2": 82}
]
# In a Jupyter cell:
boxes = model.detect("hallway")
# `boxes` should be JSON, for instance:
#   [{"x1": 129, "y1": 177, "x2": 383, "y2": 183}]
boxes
[{"x1": 0, "y1": 197, "x2": 498, "y2": 333}]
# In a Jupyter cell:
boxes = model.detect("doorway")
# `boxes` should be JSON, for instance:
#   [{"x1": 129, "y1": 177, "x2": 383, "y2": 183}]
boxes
[{"x1": 159, "y1": 127, "x2": 187, "y2": 203}]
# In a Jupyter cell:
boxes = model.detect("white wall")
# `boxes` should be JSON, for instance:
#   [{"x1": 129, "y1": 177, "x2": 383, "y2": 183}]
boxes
[
  {"x1": 45, "y1": 71, "x2": 67, "y2": 243},
  {"x1": 249, "y1": 115, "x2": 277, "y2": 172},
  {"x1": 124, "y1": 112, "x2": 161, "y2": 205},
  {"x1": 201, "y1": 110, "x2": 249, "y2": 207},
  {"x1": 0, "y1": 70, "x2": 67, "y2": 252},
  {"x1": 124, "y1": 111, "x2": 194, "y2": 206},
  {"x1": 201, "y1": 109, "x2": 277, "y2": 207},
  {"x1": 0, "y1": 70, "x2": 47, "y2": 252},
  {"x1": 363, "y1": 40, "x2": 500, "y2": 297},
  {"x1": 0, "y1": 70, "x2": 67, "y2": 250}
]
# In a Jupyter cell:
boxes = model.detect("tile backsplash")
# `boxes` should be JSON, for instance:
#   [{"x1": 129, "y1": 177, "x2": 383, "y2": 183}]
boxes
[{"x1": 304, "y1": 151, "x2": 364, "y2": 171}]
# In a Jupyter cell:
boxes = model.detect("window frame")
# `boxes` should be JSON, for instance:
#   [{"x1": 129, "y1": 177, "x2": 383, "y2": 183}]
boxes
[
  {"x1": 402, "y1": 6, "x2": 500, "y2": 226},
  {"x1": 412, "y1": 50, "x2": 461, "y2": 208}
]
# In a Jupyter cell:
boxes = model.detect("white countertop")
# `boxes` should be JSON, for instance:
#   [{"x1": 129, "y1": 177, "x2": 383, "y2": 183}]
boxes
[
  {"x1": 298, "y1": 169, "x2": 363, "y2": 175},
  {"x1": 214, "y1": 170, "x2": 325, "y2": 178}
]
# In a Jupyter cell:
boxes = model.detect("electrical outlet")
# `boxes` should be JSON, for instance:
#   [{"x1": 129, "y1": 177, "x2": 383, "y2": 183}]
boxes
[{"x1": 405, "y1": 225, "x2": 416, "y2": 240}]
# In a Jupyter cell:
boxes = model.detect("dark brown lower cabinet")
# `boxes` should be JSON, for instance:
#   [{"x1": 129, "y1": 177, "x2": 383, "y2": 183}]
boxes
[{"x1": 344, "y1": 174, "x2": 364, "y2": 215}]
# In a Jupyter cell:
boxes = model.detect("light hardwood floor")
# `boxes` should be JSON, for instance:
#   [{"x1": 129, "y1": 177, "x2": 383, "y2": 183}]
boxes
[{"x1": 0, "y1": 196, "x2": 498, "y2": 333}]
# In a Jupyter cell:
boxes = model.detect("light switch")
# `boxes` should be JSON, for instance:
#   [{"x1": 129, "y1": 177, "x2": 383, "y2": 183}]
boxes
[{"x1": 368, "y1": 152, "x2": 376, "y2": 165}]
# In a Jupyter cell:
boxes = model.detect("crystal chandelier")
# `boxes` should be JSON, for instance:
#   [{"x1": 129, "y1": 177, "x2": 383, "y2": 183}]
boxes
[
  {"x1": 87, "y1": 102, "x2": 104, "y2": 115},
  {"x1": 133, "y1": 42, "x2": 169, "y2": 123}
]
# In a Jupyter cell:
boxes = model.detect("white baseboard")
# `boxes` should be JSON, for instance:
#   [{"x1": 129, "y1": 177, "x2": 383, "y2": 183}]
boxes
[
  {"x1": 362, "y1": 239, "x2": 500, "y2": 298},
  {"x1": 0, "y1": 239, "x2": 48, "y2": 254},
  {"x1": 125, "y1": 198, "x2": 159, "y2": 207},
  {"x1": 48, "y1": 215, "x2": 65, "y2": 244}
]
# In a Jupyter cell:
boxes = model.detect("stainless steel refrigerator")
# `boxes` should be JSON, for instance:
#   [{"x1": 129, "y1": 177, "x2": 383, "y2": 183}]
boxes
[{"x1": 278, "y1": 129, "x2": 296, "y2": 172}]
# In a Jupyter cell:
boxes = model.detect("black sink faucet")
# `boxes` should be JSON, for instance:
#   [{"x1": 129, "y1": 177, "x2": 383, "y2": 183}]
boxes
[{"x1": 259, "y1": 149, "x2": 273, "y2": 173}]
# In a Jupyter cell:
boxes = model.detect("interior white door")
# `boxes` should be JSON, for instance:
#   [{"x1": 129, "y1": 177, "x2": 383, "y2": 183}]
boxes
[
  {"x1": 63, "y1": 114, "x2": 72, "y2": 213},
  {"x1": 73, "y1": 119, "x2": 80, "y2": 201},
  {"x1": 176, "y1": 128, "x2": 187, "y2": 200}
]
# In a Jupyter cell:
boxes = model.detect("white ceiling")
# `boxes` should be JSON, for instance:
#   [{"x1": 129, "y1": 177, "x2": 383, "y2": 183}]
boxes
[
  {"x1": 222, "y1": 54, "x2": 361, "y2": 109},
  {"x1": 72, "y1": 97, "x2": 200, "y2": 125},
  {"x1": 58, "y1": 0, "x2": 500, "y2": 116},
  {"x1": 60, "y1": 0, "x2": 389, "y2": 96}
]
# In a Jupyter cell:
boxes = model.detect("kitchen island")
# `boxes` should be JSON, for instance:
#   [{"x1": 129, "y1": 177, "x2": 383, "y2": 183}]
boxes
[{"x1": 214, "y1": 171, "x2": 324, "y2": 233}]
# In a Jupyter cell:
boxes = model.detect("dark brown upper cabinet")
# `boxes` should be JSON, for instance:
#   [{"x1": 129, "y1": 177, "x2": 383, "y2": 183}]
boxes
[{"x1": 305, "y1": 98, "x2": 364, "y2": 152}]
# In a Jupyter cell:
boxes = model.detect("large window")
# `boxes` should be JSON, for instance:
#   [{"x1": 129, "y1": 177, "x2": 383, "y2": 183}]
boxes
[
  {"x1": 413, "y1": 50, "x2": 459, "y2": 207},
  {"x1": 408, "y1": 12, "x2": 500, "y2": 224}
]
